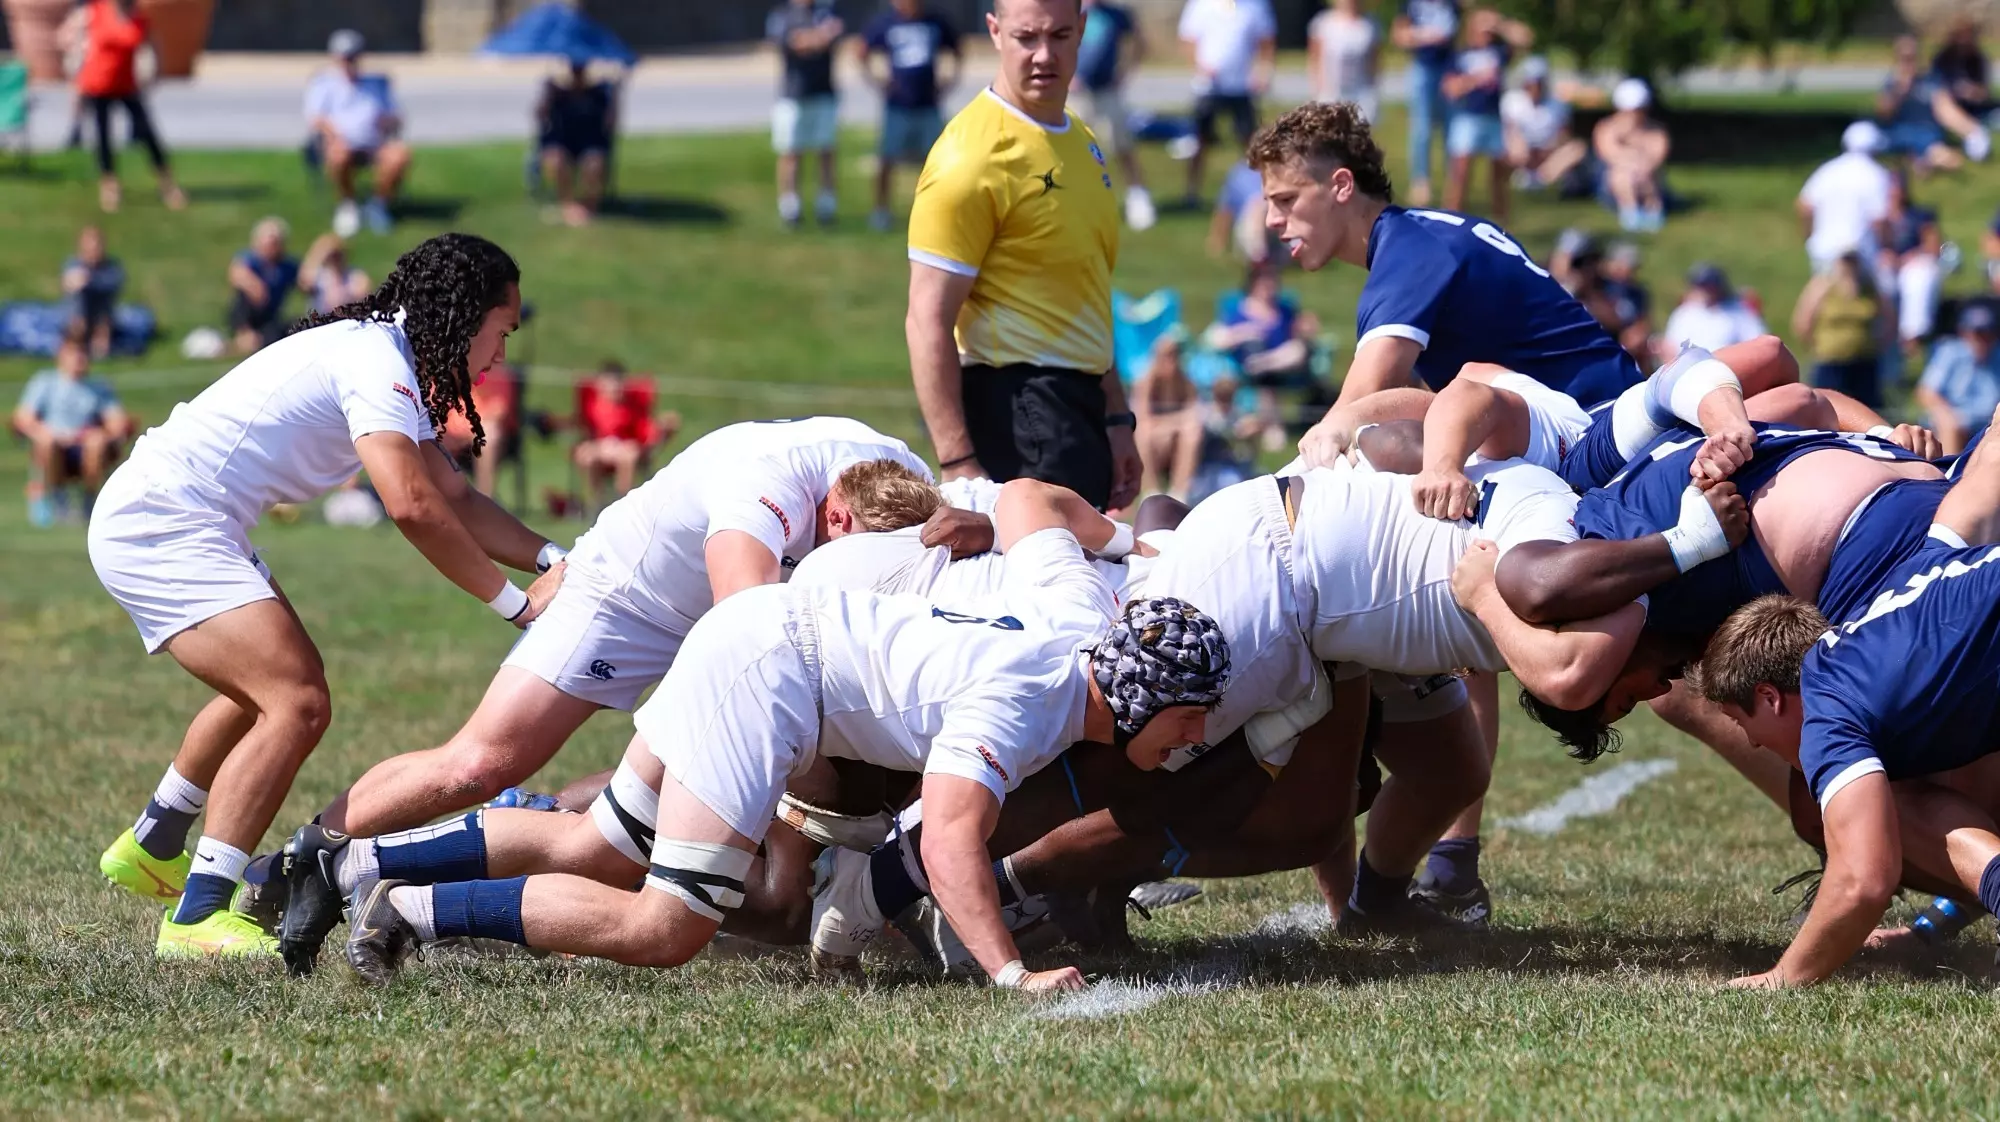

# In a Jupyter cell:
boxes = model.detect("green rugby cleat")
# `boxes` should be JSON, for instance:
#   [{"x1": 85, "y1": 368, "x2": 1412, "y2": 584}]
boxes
[
  {"x1": 156, "y1": 908, "x2": 281, "y2": 959},
  {"x1": 99, "y1": 829, "x2": 190, "y2": 904}
]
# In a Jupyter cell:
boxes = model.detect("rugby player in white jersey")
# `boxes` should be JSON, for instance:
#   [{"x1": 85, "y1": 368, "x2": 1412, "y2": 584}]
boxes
[
  {"x1": 275, "y1": 480, "x2": 1229, "y2": 990},
  {"x1": 86, "y1": 234, "x2": 568, "y2": 957}
]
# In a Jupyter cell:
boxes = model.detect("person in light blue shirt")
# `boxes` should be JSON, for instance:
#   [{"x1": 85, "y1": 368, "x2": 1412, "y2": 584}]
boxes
[
  {"x1": 1917, "y1": 302, "x2": 2000, "y2": 453},
  {"x1": 12, "y1": 323, "x2": 128, "y2": 526}
]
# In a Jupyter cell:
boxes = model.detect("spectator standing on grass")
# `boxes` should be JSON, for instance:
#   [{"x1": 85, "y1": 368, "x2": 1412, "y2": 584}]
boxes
[
  {"x1": 1392, "y1": 0, "x2": 1458, "y2": 206},
  {"x1": 1208, "y1": 156, "x2": 1276, "y2": 263},
  {"x1": 300, "y1": 234, "x2": 371, "y2": 317},
  {"x1": 1131, "y1": 331, "x2": 1201, "y2": 500},
  {"x1": 1594, "y1": 77, "x2": 1669, "y2": 232},
  {"x1": 1501, "y1": 56, "x2": 1586, "y2": 191},
  {"x1": 1879, "y1": 33, "x2": 1988, "y2": 174},
  {"x1": 1440, "y1": 8, "x2": 1530, "y2": 222},
  {"x1": 1797, "y1": 121, "x2": 1892, "y2": 274},
  {"x1": 61, "y1": 225, "x2": 124, "y2": 359},
  {"x1": 305, "y1": 30, "x2": 410, "y2": 238},
  {"x1": 1308, "y1": 0, "x2": 1380, "y2": 124},
  {"x1": 1917, "y1": 302, "x2": 2000, "y2": 454},
  {"x1": 1178, "y1": 0, "x2": 1276, "y2": 206},
  {"x1": 1881, "y1": 171, "x2": 1942, "y2": 351},
  {"x1": 1076, "y1": 0, "x2": 1156, "y2": 230},
  {"x1": 1791, "y1": 251, "x2": 1888, "y2": 408},
  {"x1": 14, "y1": 322, "x2": 128, "y2": 527},
  {"x1": 64, "y1": 0, "x2": 185, "y2": 214},
  {"x1": 226, "y1": 217, "x2": 300, "y2": 356},
  {"x1": 768, "y1": 0, "x2": 845, "y2": 229},
  {"x1": 861, "y1": 0, "x2": 962, "y2": 233},
  {"x1": 1933, "y1": 17, "x2": 1995, "y2": 124},
  {"x1": 536, "y1": 58, "x2": 617, "y2": 227},
  {"x1": 1660, "y1": 263, "x2": 1765, "y2": 356}
]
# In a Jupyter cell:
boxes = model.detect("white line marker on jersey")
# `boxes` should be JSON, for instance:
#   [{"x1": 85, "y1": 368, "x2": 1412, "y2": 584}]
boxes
[{"x1": 1495, "y1": 758, "x2": 1678, "y2": 837}]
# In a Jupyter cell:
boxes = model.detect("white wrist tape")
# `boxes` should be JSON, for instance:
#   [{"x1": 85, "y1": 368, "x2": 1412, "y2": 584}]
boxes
[
  {"x1": 1660, "y1": 485, "x2": 1731, "y2": 572},
  {"x1": 536, "y1": 541, "x2": 568, "y2": 573},
  {"x1": 1098, "y1": 520, "x2": 1136, "y2": 559},
  {"x1": 1866, "y1": 425, "x2": 1896, "y2": 440},
  {"x1": 487, "y1": 581, "x2": 530, "y2": 621},
  {"x1": 993, "y1": 960, "x2": 1030, "y2": 988}
]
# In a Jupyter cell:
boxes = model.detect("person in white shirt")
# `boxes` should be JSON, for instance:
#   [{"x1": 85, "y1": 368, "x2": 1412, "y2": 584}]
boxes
[
  {"x1": 86, "y1": 234, "x2": 564, "y2": 958},
  {"x1": 1308, "y1": 0, "x2": 1380, "y2": 124},
  {"x1": 304, "y1": 30, "x2": 410, "y2": 239},
  {"x1": 1797, "y1": 121, "x2": 1894, "y2": 274},
  {"x1": 1660, "y1": 263, "x2": 1768, "y2": 356},
  {"x1": 1178, "y1": 0, "x2": 1276, "y2": 204},
  {"x1": 283, "y1": 479, "x2": 1228, "y2": 993},
  {"x1": 1500, "y1": 56, "x2": 1586, "y2": 190}
]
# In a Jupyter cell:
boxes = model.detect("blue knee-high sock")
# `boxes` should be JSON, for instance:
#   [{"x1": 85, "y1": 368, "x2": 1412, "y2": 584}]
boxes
[
  {"x1": 1348, "y1": 849, "x2": 1412, "y2": 915},
  {"x1": 376, "y1": 812, "x2": 489, "y2": 885},
  {"x1": 430, "y1": 877, "x2": 528, "y2": 945},
  {"x1": 1423, "y1": 836, "x2": 1482, "y2": 895},
  {"x1": 1978, "y1": 856, "x2": 2000, "y2": 919},
  {"x1": 870, "y1": 837, "x2": 926, "y2": 919}
]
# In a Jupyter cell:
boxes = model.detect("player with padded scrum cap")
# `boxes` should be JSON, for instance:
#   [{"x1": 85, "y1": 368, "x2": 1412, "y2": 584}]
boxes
[
  {"x1": 87, "y1": 233, "x2": 569, "y2": 958},
  {"x1": 277, "y1": 479, "x2": 1229, "y2": 991}
]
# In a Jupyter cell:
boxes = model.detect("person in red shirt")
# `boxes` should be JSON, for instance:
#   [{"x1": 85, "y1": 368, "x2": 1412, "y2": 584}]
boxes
[
  {"x1": 572, "y1": 361, "x2": 680, "y2": 503},
  {"x1": 64, "y1": 0, "x2": 185, "y2": 213}
]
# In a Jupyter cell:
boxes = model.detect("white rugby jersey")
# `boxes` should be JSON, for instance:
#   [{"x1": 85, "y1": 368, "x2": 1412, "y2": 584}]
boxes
[
  {"x1": 1476, "y1": 372, "x2": 1592, "y2": 472},
  {"x1": 807, "y1": 528, "x2": 1115, "y2": 802},
  {"x1": 566, "y1": 416, "x2": 932, "y2": 632},
  {"x1": 125, "y1": 319, "x2": 434, "y2": 528}
]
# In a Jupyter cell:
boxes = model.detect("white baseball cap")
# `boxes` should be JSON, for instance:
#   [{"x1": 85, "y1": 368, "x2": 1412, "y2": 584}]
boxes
[
  {"x1": 1842, "y1": 120, "x2": 1885, "y2": 153},
  {"x1": 1612, "y1": 77, "x2": 1651, "y2": 112}
]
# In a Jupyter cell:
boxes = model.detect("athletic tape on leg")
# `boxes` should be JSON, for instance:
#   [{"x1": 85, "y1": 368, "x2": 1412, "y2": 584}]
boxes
[
  {"x1": 646, "y1": 840, "x2": 754, "y2": 923},
  {"x1": 589, "y1": 759, "x2": 659, "y2": 868}
]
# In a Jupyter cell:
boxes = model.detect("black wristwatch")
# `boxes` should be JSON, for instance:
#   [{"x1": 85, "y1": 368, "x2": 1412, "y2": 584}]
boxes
[{"x1": 1105, "y1": 411, "x2": 1137, "y2": 430}]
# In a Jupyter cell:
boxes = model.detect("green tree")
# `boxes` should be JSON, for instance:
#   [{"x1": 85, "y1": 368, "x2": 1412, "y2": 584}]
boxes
[{"x1": 1498, "y1": 0, "x2": 1874, "y2": 83}]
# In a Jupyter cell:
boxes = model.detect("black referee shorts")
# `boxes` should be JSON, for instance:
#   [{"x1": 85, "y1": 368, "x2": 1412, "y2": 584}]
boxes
[{"x1": 961, "y1": 363, "x2": 1113, "y2": 509}]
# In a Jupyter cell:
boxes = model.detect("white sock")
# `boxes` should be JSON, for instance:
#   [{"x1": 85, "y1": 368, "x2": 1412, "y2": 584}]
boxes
[
  {"x1": 779, "y1": 191, "x2": 802, "y2": 221},
  {"x1": 189, "y1": 836, "x2": 250, "y2": 883},
  {"x1": 335, "y1": 840, "x2": 380, "y2": 895},
  {"x1": 153, "y1": 766, "x2": 207, "y2": 813},
  {"x1": 388, "y1": 884, "x2": 437, "y2": 941}
]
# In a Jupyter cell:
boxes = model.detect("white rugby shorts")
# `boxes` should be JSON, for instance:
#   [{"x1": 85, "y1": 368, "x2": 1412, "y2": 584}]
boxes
[
  {"x1": 500, "y1": 568, "x2": 686, "y2": 711},
  {"x1": 87, "y1": 459, "x2": 276, "y2": 654}
]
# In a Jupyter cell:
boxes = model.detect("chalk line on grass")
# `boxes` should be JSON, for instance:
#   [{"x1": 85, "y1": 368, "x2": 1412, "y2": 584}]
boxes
[
  {"x1": 1494, "y1": 758, "x2": 1678, "y2": 837},
  {"x1": 1036, "y1": 976, "x2": 1214, "y2": 1021}
]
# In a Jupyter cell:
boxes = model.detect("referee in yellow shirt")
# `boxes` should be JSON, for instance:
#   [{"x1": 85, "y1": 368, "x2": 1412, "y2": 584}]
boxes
[{"x1": 904, "y1": 0, "x2": 1140, "y2": 511}]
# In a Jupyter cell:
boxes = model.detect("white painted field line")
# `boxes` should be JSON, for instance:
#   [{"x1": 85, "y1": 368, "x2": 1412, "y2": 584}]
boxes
[
  {"x1": 1037, "y1": 976, "x2": 1216, "y2": 1021},
  {"x1": 1494, "y1": 758, "x2": 1679, "y2": 837}
]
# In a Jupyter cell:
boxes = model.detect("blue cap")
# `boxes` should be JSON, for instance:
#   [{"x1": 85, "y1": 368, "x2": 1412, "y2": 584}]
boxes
[
  {"x1": 1687, "y1": 262, "x2": 1727, "y2": 289},
  {"x1": 1960, "y1": 302, "x2": 1997, "y2": 333},
  {"x1": 1518, "y1": 56, "x2": 1551, "y2": 82}
]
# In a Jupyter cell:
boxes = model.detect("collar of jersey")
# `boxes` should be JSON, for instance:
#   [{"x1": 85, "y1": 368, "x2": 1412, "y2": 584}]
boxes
[{"x1": 981, "y1": 87, "x2": 1071, "y2": 133}]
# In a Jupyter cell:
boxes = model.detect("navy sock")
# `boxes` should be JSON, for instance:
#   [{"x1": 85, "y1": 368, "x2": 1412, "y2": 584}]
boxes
[
  {"x1": 993, "y1": 860, "x2": 1020, "y2": 907},
  {"x1": 870, "y1": 838, "x2": 925, "y2": 919},
  {"x1": 1423, "y1": 836, "x2": 1482, "y2": 895},
  {"x1": 1978, "y1": 856, "x2": 2000, "y2": 919},
  {"x1": 172, "y1": 872, "x2": 238, "y2": 925},
  {"x1": 1348, "y1": 850, "x2": 1412, "y2": 915},
  {"x1": 134, "y1": 798, "x2": 200, "y2": 861},
  {"x1": 376, "y1": 812, "x2": 489, "y2": 885},
  {"x1": 431, "y1": 877, "x2": 528, "y2": 944},
  {"x1": 242, "y1": 852, "x2": 281, "y2": 887}
]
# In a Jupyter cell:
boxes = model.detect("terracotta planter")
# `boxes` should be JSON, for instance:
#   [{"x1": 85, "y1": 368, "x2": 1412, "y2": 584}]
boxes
[
  {"x1": 3, "y1": 0, "x2": 71, "y2": 82},
  {"x1": 138, "y1": 0, "x2": 214, "y2": 79}
]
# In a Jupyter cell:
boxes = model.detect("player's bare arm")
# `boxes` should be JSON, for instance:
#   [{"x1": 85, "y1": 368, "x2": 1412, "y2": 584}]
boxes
[
  {"x1": 908, "y1": 262, "x2": 984, "y2": 480},
  {"x1": 922, "y1": 773, "x2": 1083, "y2": 991},
  {"x1": 1493, "y1": 483, "x2": 1748, "y2": 625},
  {"x1": 1453, "y1": 541, "x2": 1648, "y2": 708},
  {"x1": 1737, "y1": 772, "x2": 1902, "y2": 987},
  {"x1": 1298, "y1": 335, "x2": 1425, "y2": 466}
]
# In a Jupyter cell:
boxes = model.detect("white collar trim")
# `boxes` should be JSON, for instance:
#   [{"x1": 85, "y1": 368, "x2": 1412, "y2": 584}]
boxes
[{"x1": 982, "y1": 87, "x2": 1071, "y2": 133}]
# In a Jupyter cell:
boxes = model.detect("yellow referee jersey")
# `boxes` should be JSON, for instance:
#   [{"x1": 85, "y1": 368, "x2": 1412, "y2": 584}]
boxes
[{"x1": 908, "y1": 88, "x2": 1121, "y2": 374}]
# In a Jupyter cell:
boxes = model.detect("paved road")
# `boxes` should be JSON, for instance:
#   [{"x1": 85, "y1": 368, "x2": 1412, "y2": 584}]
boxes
[{"x1": 19, "y1": 51, "x2": 1889, "y2": 152}]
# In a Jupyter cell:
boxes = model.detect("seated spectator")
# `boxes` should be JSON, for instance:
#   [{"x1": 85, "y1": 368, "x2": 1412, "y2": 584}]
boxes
[
  {"x1": 1881, "y1": 171, "x2": 1942, "y2": 351},
  {"x1": 227, "y1": 217, "x2": 300, "y2": 355},
  {"x1": 1797, "y1": 121, "x2": 1891, "y2": 274},
  {"x1": 1594, "y1": 77, "x2": 1668, "y2": 232},
  {"x1": 537, "y1": 58, "x2": 618, "y2": 227},
  {"x1": 1600, "y1": 241, "x2": 1654, "y2": 360},
  {"x1": 1189, "y1": 373, "x2": 1256, "y2": 504},
  {"x1": 1792, "y1": 251, "x2": 1888, "y2": 408},
  {"x1": 1879, "y1": 33, "x2": 1989, "y2": 174},
  {"x1": 60, "y1": 225, "x2": 123, "y2": 358},
  {"x1": 299, "y1": 233, "x2": 371, "y2": 316},
  {"x1": 1932, "y1": 18, "x2": 1995, "y2": 124},
  {"x1": 1204, "y1": 262, "x2": 1321, "y2": 451},
  {"x1": 1131, "y1": 331, "x2": 1202, "y2": 501},
  {"x1": 1917, "y1": 302, "x2": 2000, "y2": 454},
  {"x1": 12, "y1": 322, "x2": 129, "y2": 526},
  {"x1": 573, "y1": 361, "x2": 681, "y2": 505},
  {"x1": 442, "y1": 363, "x2": 522, "y2": 497},
  {"x1": 1207, "y1": 156, "x2": 1276, "y2": 263},
  {"x1": 305, "y1": 30, "x2": 410, "y2": 238},
  {"x1": 1550, "y1": 231, "x2": 1649, "y2": 366},
  {"x1": 1660, "y1": 263, "x2": 1766, "y2": 356},
  {"x1": 1441, "y1": 8, "x2": 1530, "y2": 221},
  {"x1": 1501, "y1": 56, "x2": 1586, "y2": 192}
]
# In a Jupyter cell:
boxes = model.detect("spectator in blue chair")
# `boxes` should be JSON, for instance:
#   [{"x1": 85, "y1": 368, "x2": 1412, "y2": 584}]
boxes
[
  {"x1": 1440, "y1": 8, "x2": 1530, "y2": 222},
  {"x1": 1917, "y1": 302, "x2": 2000, "y2": 454},
  {"x1": 1132, "y1": 331, "x2": 1202, "y2": 500},
  {"x1": 226, "y1": 217, "x2": 300, "y2": 356},
  {"x1": 1879, "y1": 33, "x2": 1988, "y2": 175},
  {"x1": 13, "y1": 321, "x2": 129, "y2": 527},
  {"x1": 860, "y1": 0, "x2": 961, "y2": 232},
  {"x1": 305, "y1": 30, "x2": 410, "y2": 237},
  {"x1": 60, "y1": 225, "x2": 123, "y2": 359},
  {"x1": 1205, "y1": 262, "x2": 1321, "y2": 451},
  {"x1": 537, "y1": 58, "x2": 617, "y2": 227}
]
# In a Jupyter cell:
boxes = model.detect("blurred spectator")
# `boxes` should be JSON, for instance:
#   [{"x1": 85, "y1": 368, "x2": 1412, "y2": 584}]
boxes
[
  {"x1": 768, "y1": 0, "x2": 844, "y2": 229},
  {"x1": 1178, "y1": 0, "x2": 1276, "y2": 205},
  {"x1": 537, "y1": 59, "x2": 618, "y2": 227},
  {"x1": 1881, "y1": 172, "x2": 1942, "y2": 351},
  {"x1": 1932, "y1": 18, "x2": 1995, "y2": 124},
  {"x1": 1550, "y1": 230, "x2": 1649, "y2": 363},
  {"x1": 13, "y1": 322, "x2": 128, "y2": 526},
  {"x1": 1502, "y1": 56, "x2": 1586, "y2": 192},
  {"x1": 62, "y1": 0, "x2": 185, "y2": 214},
  {"x1": 60, "y1": 225, "x2": 124, "y2": 358},
  {"x1": 1661, "y1": 263, "x2": 1765, "y2": 355},
  {"x1": 1917, "y1": 303, "x2": 2000, "y2": 453},
  {"x1": 1392, "y1": 0, "x2": 1460, "y2": 206},
  {"x1": 1792, "y1": 251, "x2": 1888, "y2": 408},
  {"x1": 1189, "y1": 374, "x2": 1257, "y2": 503},
  {"x1": 1208, "y1": 157, "x2": 1275, "y2": 263},
  {"x1": 1797, "y1": 121, "x2": 1892, "y2": 273},
  {"x1": 305, "y1": 30, "x2": 409, "y2": 238},
  {"x1": 1078, "y1": 0, "x2": 1156, "y2": 230},
  {"x1": 1308, "y1": 0, "x2": 1381, "y2": 124},
  {"x1": 299, "y1": 234, "x2": 371, "y2": 316},
  {"x1": 860, "y1": 0, "x2": 961, "y2": 232},
  {"x1": 573, "y1": 361, "x2": 681, "y2": 504},
  {"x1": 442, "y1": 364, "x2": 521, "y2": 497},
  {"x1": 1205, "y1": 262, "x2": 1321, "y2": 450},
  {"x1": 1131, "y1": 332, "x2": 1202, "y2": 500},
  {"x1": 226, "y1": 217, "x2": 299, "y2": 355},
  {"x1": 1594, "y1": 78, "x2": 1668, "y2": 232},
  {"x1": 1879, "y1": 34, "x2": 1989, "y2": 174},
  {"x1": 1440, "y1": 9, "x2": 1530, "y2": 222}
]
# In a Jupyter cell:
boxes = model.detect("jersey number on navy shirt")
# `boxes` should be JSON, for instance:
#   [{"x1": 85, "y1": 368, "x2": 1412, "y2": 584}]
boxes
[{"x1": 1406, "y1": 210, "x2": 1550, "y2": 278}]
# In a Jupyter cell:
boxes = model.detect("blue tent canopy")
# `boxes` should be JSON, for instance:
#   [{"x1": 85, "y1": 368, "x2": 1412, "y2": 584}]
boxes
[{"x1": 480, "y1": 3, "x2": 637, "y2": 65}]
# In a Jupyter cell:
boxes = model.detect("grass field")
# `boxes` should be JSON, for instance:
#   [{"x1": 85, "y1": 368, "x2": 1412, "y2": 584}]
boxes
[{"x1": 5, "y1": 94, "x2": 2000, "y2": 1118}]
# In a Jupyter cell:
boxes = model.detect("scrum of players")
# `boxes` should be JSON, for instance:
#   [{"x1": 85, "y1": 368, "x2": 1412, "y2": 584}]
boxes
[{"x1": 86, "y1": 105, "x2": 2000, "y2": 994}]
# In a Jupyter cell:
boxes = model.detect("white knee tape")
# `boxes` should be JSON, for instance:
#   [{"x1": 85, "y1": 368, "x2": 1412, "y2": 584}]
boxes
[
  {"x1": 589, "y1": 759, "x2": 660, "y2": 868},
  {"x1": 644, "y1": 840, "x2": 755, "y2": 923},
  {"x1": 1243, "y1": 661, "x2": 1335, "y2": 768},
  {"x1": 777, "y1": 792, "x2": 894, "y2": 850}
]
